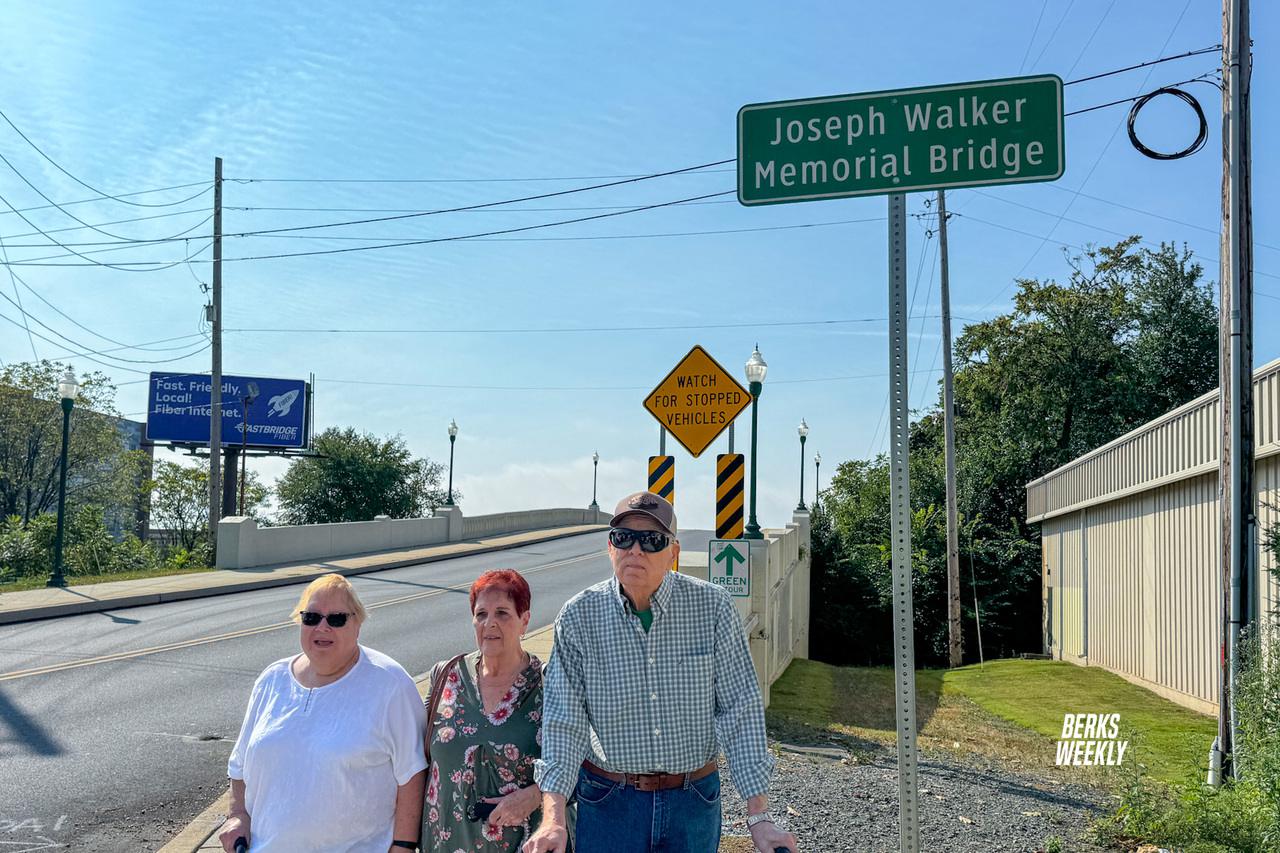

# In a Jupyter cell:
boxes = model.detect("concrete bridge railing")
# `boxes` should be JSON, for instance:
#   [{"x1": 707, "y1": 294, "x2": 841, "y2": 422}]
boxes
[
  {"x1": 216, "y1": 506, "x2": 610, "y2": 570},
  {"x1": 681, "y1": 509, "x2": 812, "y2": 707}
]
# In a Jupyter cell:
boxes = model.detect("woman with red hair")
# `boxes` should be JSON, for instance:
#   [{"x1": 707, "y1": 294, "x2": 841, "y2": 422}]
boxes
[{"x1": 424, "y1": 569, "x2": 560, "y2": 852}]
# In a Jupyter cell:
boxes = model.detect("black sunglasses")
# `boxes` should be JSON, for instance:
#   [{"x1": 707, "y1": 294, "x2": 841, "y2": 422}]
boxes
[
  {"x1": 608, "y1": 528, "x2": 672, "y2": 553},
  {"x1": 299, "y1": 610, "x2": 351, "y2": 628}
]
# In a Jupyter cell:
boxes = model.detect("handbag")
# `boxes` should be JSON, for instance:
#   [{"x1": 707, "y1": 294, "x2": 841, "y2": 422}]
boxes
[{"x1": 425, "y1": 653, "x2": 466, "y2": 762}]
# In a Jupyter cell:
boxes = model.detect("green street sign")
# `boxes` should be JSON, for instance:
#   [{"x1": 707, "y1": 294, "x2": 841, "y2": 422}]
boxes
[
  {"x1": 738, "y1": 74, "x2": 1064, "y2": 205},
  {"x1": 709, "y1": 539, "x2": 750, "y2": 597}
]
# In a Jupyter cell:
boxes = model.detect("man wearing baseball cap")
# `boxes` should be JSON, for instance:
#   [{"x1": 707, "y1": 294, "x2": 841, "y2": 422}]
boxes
[{"x1": 524, "y1": 491, "x2": 798, "y2": 853}]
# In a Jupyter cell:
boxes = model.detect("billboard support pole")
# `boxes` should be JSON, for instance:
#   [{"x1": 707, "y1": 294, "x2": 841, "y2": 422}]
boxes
[{"x1": 208, "y1": 156, "x2": 223, "y2": 556}]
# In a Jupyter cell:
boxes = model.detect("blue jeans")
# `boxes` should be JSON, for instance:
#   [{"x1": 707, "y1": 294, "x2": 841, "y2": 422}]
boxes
[{"x1": 574, "y1": 765, "x2": 722, "y2": 852}]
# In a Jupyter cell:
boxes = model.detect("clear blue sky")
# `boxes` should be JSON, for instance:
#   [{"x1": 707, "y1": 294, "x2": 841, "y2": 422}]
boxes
[{"x1": 0, "y1": 1, "x2": 1274, "y2": 530}]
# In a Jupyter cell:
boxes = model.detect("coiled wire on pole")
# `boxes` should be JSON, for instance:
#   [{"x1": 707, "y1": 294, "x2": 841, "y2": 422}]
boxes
[{"x1": 1127, "y1": 86, "x2": 1209, "y2": 160}]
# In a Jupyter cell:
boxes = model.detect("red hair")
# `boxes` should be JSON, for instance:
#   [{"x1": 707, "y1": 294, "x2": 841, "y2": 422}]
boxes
[{"x1": 470, "y1": 569, "x2": 531, "y2": 616}]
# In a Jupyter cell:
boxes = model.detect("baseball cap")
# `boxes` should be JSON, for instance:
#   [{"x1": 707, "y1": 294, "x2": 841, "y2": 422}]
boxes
[{"x1": 610, "y1": 491, "x2": 677, "y2": 537}]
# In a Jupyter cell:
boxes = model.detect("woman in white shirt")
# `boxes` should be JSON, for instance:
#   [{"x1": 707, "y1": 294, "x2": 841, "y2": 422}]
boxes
[{"x1": 218, "y1": 573, "x2": 427, "y2": 852}]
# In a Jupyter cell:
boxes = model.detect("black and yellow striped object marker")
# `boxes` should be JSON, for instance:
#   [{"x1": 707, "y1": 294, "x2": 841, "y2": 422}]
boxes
[
  {"x1": 716, "y1": 453, "x2": 745, "y2": 539},
  {"x1": 648, "y1": 455, "x2": 675, "y2": 506}
]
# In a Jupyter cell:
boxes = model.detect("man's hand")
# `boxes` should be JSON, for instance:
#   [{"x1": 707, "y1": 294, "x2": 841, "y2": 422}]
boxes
[
  {"x1": 483, "y1": 784, "x2": 540, "y2": 829},
  {"x1": 521, "y1": 823, "x2": 568, "y2": 853},
  {"x1": 216, "y1": 811, "x2": 249, "y2": 852},
  {"x1": 749, "y1": 819, "x2": 798, "y2": 853}
]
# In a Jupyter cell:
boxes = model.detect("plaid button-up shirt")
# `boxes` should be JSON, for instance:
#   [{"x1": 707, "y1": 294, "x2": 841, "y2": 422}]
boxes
[{"x1": 533, "y1": 570, "x2": 774, "y2": 799}]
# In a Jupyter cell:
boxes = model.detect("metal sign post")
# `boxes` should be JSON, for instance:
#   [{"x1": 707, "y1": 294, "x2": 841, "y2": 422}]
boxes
[
  {"x1": 887, "y1": 193, "x2": 920, "y2": 850},
  {"x1": 736, "y1": 74, "x2": 1064, "y2": 852}
]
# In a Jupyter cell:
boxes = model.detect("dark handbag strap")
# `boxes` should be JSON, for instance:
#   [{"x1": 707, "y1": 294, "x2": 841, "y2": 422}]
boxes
[{"x1": 425, "y1": 653, "x2": 466, "y2": 762}]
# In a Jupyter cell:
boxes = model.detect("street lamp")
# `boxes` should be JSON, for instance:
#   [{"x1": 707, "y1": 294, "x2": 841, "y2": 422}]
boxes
[
  {"x1": 796, "y1": 418, "x2": 809, "y2": 512},
  {"x1": 814, "y1": 451, "x2": 822, "y2": 509},
  {"x1": 238, "y1": 381, "x2": 259, "y2": 515},
  {"x1": 589, "y1": 451, "x2": 600, "y2": 510},
  {"x1": 48, "y1": 368, "x2": 80, "y2": 588},
  {"x1": 446, "y1": 419, "x2": 458, "y2": 505},
  {"x1": 743, "y1": 345, "x2": 767, "y2": 539}
]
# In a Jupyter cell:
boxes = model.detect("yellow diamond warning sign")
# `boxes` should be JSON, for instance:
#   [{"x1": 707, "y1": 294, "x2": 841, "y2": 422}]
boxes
[{"x1": 643, "y1": 345, "x2": 751, "y2": 458}]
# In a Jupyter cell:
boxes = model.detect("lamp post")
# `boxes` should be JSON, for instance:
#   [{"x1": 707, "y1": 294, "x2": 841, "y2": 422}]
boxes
[
  {"x1": 743, "y1": 346, "x2": 767, "y2": 539},
  {"x1": 238, "y1": 381, "x2": 259, "y2": 515},
  {"x1": 814, "y1": 451, "x2": 822, "y2": 510},
  {"x1": 796, "y1": 419, "x2": 810, "y2": 511},
  {"x1": 47, "y1": 368, "x2": 80, "y2": 588},
  {"x1": 446, "y1": 419, "x2": 458, "y2": 505},
  {"x1": 590, "y1": 451, "x2": 600, "y2": 510}
]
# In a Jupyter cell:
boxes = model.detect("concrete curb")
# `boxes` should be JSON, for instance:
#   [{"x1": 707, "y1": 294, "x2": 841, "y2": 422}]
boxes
[
  {"x1": 166, "y1": 624, "x2": 559, "y2": 852},
  {"x1": 0, "y1": 525, "x2": 606, "y2": 626},
  {"x1": 156, "y1": 792, "x2": 231, "y2": 853}
]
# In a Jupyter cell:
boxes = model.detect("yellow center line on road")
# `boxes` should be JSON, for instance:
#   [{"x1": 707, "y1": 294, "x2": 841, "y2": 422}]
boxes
[{"x1": 0, "y1": 551, "x2": 601, "y2": 683}]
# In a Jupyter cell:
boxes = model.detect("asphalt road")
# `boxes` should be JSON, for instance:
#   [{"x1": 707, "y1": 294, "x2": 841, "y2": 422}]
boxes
[{"x1": 0, "y1": 530, "x2": 613, "y2": 852}]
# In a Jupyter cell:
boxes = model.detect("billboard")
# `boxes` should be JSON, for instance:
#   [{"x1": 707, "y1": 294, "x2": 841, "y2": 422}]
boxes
[{"x1": 146, "y1": 372, "x2": 309, "y2": 449}]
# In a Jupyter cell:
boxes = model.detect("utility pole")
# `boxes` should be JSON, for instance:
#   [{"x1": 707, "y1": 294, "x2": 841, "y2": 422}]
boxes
[
  {"x1": 1216, "y1": 0, "x2": 1253, "y2": 783},
  {"x1": 937, "y1": 190, "x2": 962, "y2": 669},
  {"x1": 208, "y1": 157, "x2": 223, "y2": 554}
]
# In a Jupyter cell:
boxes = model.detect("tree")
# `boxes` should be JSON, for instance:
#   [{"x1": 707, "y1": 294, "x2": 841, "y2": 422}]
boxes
[
  {"x1": 275, "y1": 427, "x2": 449, "y2": 525},
  {"x1": 811, "y1": 238, "x2": 1219, "y2": 666},
  {"x1": 146, "y1": 460, "x2": 268, "y2": 551},
  {"x1": 0, "y1": 360, "x2": 143, "y2": 524}
]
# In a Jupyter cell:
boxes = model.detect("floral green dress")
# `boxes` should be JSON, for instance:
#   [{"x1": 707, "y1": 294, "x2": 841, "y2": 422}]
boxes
[{"x1": 425, "y1": 650, "x2": 544, "y2": 852}]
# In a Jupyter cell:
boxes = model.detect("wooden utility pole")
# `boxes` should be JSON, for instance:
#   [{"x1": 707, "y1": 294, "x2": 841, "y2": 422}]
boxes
[
  {"x1": 937, "y1": 190, "x2": 962, "y2": 668},
  {"x1": 208, "y1": 157, "x2": 223, "y2": 553},
  {"x1": 1216, "y1": 0, "x2": 1253, "y2": 782}
]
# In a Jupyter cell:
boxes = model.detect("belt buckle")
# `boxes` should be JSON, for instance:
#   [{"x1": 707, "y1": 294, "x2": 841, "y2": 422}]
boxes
[{"x1": 631, "y1": 773, "x2": 662, "y2": 792}]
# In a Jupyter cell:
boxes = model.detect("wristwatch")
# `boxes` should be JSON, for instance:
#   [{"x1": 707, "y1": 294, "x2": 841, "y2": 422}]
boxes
[
  {"x1": 746, "y1": 811, "x2": 775, "y2": 829},
  {"x1": 390, "y1": 841, "x2": 419, "y2": 851}
]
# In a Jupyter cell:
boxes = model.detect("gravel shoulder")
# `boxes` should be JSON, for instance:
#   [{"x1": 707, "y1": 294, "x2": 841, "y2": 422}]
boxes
[{"x1": 719, "y1": 741, "x2": 1114, "y2": 853}]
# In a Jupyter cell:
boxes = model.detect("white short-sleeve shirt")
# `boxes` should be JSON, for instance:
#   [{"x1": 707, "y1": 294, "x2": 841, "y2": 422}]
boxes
[{"x1": 228, "y1": 645, "x2": 427, "y2": 853}]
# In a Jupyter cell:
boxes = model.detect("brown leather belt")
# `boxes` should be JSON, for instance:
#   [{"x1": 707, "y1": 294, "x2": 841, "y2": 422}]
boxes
[{"x1": 582, "y1": 759, "x2": 717, "y2": 792}]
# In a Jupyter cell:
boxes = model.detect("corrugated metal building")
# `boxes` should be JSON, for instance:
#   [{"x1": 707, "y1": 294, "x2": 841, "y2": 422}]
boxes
[{"x1": 1026, "y1": 358, "x2": 1280, "y2": 715}]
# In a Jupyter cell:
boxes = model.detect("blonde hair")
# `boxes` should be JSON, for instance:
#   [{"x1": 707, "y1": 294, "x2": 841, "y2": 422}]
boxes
[{"x1": 292, "y1": 573, "x2": 367, "y2": 625}]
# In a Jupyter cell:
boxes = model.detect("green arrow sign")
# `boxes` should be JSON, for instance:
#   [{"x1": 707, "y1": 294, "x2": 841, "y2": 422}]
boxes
[{"x1": 714, "y1": 543, "x2": 746, "y2": 576}]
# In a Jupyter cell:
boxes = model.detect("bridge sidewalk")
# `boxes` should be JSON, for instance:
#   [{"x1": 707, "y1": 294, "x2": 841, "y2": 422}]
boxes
[
  {"x1": 162, "y1": 623, "x2": 559, "y2": 853},
  {"x1": 0, "y1": 524, "x2": 605, "y2": 626}
]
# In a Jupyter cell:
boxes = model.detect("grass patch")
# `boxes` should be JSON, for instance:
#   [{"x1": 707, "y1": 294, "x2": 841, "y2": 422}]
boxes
[
  {"x1": 767, "y1": 658, "x2": 1215, "y2": 785},
  {"x1": 0, "y1": 564, "x2": 217, "y2": 593},
  {"x1": 945, "y1": 660, "x2": 1216, "y2": 785}
]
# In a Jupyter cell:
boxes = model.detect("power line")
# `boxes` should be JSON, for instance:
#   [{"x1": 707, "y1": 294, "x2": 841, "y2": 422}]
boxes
[
  {"x1": 314, "y1": 368, "x2": 943, "y2": 394},
  {"x1": 1028, "y1": 0, "x2": 1078, "y2": 71},
  {"x1": 0, "y1": 306, "x2": 208, "y2": 375},
  {"x1": 1064, "y1": 44, "x2": 1221, "y2": 86},
  {"x1": 0, "y1": 107, "x2": 206, "y2": 208},
  {"x1": 0, "y1": 213, "x2": 214, "y2": 249},
  {"x1": 0, "y1": 182, "x2": 212, "y2": 271},
  {"x1": 220, "y1": 159, "x2": 734, "y2": 240},
  {"x1": 221, "y1": 191, "x2": 736, "y2": 262},
  {"x1": 8, "y1": 264, "x2": 206, "y2": 352},
  {"x1": 0, "y1": 239, "x2": 212, "y2": 269},
  {"x1": 972, "y1": 0, "x2": 1198, "y2": 315},
  {"x1": 1062, "y1": 0, "x2": 1117, "y2": 82},
  {"x1": 0, "y1": 182, "x2": 212, "y2": 218},
  {"x1": 225, "y1": 314, "x2": 962, "y2": 336},
  {"x1": 0, "y1": 287, "x2": 210, "y2": 365},
  {"x1": 229, "y1": 168, "x2": 735, "y2": 184},
  {"x1": 2, "y1": 205, "x2": 212, "y2": 242},
  {"x1": 1018, "y1": 1, "x2": 1050, "y2": 75},
  {"x1": 0, "y1": 234, "x2": 37, "y2": 359},
  {"x1": 229, "y1": 199, "x2": 738, "y2": 214},
  {"x1": 0, "y1": 214, "x2": 881, "y2": 248}
]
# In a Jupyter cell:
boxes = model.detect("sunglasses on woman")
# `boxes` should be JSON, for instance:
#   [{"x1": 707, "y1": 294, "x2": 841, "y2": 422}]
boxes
[
  {"x1": 608, "y1": 528, "x2": 672, "y2": 553},
  {"x1": 298, "y1": 611, "x2": 351, "y2": 628}
]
